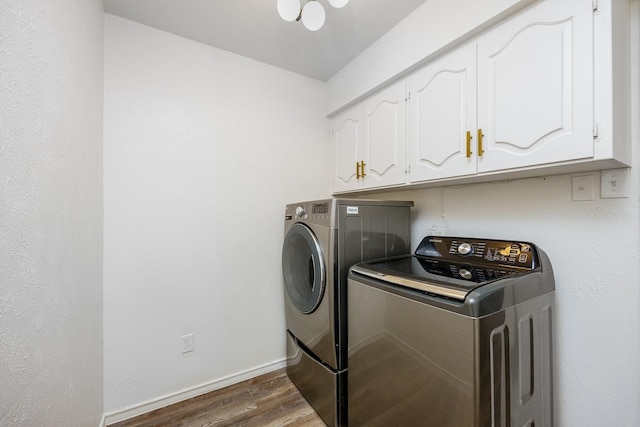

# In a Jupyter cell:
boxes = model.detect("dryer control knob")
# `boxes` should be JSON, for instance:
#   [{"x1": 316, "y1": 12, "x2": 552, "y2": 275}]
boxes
[
  {"x1": 295, "y1": 206, "x2": 305, "y2": 217},
  {"x1": 457, "y1": 242, "x2": 473, "y2": 255}
]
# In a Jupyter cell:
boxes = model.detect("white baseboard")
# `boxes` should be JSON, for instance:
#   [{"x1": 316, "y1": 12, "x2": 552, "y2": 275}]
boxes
[{"x1": 102, "y1": 358, "x2": 287, "y2": 426}]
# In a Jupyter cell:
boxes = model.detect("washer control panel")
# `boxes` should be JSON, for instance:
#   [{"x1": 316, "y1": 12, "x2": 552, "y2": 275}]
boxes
[{"x1": 415, "y1": 236, "x2": 538, "y2": 270}]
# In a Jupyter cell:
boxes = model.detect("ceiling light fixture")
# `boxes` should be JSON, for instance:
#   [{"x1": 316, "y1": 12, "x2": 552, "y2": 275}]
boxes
[{"x1": 277, "y1": 0, "x2": 350, "y2": 32}]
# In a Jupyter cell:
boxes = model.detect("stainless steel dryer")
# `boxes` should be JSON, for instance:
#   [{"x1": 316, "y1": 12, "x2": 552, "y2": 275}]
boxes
[{"x1": 282, "y1": 199, "x2": 412, "y2": 427}]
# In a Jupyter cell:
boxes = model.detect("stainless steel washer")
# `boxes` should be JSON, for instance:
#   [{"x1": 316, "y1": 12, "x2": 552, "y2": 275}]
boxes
[
  {"x1": 282, "y1": 199, "x2": 412, "y2": 426},
  {"x1": 348, "y1": 236, "x2": 555, "y2": 426}
]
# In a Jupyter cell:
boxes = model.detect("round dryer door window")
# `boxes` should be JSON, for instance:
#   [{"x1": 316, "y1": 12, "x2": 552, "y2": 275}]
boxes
[{"x1": 282, "y1": 223, "x2": 326, "y2": 314}]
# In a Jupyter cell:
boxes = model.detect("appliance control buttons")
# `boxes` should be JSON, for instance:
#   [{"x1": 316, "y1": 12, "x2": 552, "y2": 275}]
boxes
[
  {"x1": 457, "y1": 242, "x2": 473, "y2": 256},
  {"x1": 295, "y1": 206, "x2": 305, "y2": 217},
  {"x1": 459, "y1": 268, "x2": 473, "y2": 280}
]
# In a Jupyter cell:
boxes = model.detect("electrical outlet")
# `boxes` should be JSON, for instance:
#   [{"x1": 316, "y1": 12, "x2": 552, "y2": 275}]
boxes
[{"x1": 181, "y1": 334, "x2": 194, "y2": 353}]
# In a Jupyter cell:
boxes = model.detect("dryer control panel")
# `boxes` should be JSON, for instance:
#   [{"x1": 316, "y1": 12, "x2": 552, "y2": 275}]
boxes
[
  {"x1": 284, "y1": 200, "x2": 334, "y2": 226},
  {"x1": 414, "y1": 236, "x2": 539, "y2": 270}
]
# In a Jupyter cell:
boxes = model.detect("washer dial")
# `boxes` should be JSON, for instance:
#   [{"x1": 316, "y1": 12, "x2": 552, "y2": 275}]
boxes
[
  {"x1": 459, "y1": 268, "x2": 473, "y2": 280},
  {"x1": 457, "y1": 242, "x2": 473, "y2": 256}
]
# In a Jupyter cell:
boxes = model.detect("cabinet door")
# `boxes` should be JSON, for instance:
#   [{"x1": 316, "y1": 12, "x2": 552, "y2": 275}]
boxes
[
  {"x1": 362, "y1": 83, "x2": 407, "y2": 189},
  {"x1": 476, "y1": 0, "x2": 593, "y2": 172},
  {"x1": 332, "y1": 104, "x2": 363, "y2": 193},
  {"x1": 408, "y1": 44, "x2": 477, "y2": 182}
]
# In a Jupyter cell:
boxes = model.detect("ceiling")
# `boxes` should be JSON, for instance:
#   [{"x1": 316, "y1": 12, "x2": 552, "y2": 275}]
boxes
[{"x1": 102, "y1": 0, "x2": 428, "y2": 82}]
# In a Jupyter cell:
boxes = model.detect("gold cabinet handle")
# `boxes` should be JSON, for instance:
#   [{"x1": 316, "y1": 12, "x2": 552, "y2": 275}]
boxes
[
  {"x1": 361, "y1": 160, "x2": 366, "y2": 178},
  {"x1": 466, "y1": 131, "x2": 473, "y2": 158},
  {"x1": 356, "y1": 161, "x2": 361, "y2": 179},
  {"x1": 477, "y1": 128, "x2": 485, "y2": 157}
]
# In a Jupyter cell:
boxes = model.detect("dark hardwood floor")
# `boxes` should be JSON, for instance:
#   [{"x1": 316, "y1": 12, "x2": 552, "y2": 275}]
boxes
[{"x1": 108, "y1": 368, "x2": 326, "y2": 427}]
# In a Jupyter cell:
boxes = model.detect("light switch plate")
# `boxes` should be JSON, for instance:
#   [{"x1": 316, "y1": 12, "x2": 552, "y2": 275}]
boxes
[{"x1": 601, "y1": 168, "x2": 630, "y2": 199}]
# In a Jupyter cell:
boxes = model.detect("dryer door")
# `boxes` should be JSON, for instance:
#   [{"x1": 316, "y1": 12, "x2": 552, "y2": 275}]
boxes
[{"x1": 282, "y1": 223, "x2": 326, "y2": 314}]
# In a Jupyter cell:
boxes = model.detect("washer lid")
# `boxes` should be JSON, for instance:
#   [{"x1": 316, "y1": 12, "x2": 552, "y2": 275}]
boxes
[
  {"x1": 351, "y1": 256, "x2": 530, "y2": 301},
  {"x1": 351, "y1": 236, "x2": 540, "y2": 301}
]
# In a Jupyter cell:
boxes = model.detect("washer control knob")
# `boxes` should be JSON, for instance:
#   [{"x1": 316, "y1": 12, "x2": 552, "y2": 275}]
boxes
[
  {"x1": 459, "y1": 268, "x2": 473, "y2": 280},
  {"x1": 295, "y1": 206, "x2": 305, "y2": 217},
  {"x1": 457, "y1": 242, "x2": 473, "y2": 256}
]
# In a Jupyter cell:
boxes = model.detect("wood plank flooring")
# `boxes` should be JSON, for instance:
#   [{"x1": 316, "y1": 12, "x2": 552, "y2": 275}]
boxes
[{"x1": 108, "y1": 368, "x2": 327, "y2": 427}]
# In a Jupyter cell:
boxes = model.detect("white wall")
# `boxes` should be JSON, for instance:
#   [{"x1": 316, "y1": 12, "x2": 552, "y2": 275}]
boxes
[
  {"x1": 353, "y1": 2, "x2": 640, "y2": 425},
  {"x1": 0, "y1": 1, "x2": 104, "y2": 426},
  {"x1": 103, "y1": 15, "x2": 330, "y2": 418}
]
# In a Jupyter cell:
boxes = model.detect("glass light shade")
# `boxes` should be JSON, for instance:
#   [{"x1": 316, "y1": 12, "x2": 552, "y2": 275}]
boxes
[
  {"x1": 328, "y1": 0, "x2": 349, "y2": 8},
  {"x1": 277, "y1": 0, "x2": 301, "y2": 22},
  {"x1": 301, "y1": 1, "x2": 325, "y2": 31}
]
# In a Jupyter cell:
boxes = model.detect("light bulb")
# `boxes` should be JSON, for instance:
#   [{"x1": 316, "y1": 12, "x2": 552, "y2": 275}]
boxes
[
  {"x1": 328, "y1": 0, "x2": 349, "y2": 8},
  {"x1": 277, "y1": 0, "x2": 301, "y2": 22},
  {"x1": 301, "y1": 1, "x2": 325, "y2": 31}
]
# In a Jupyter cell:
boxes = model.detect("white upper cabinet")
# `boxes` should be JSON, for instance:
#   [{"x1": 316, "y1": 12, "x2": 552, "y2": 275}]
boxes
[
  {"x1": 476, "y1": 0, "x2": 594, "y2": 172},
  {"x1": 331, "y1": 0, "x2": 630, "y2": 194},
  {"x1": 362, "y1": 83, "x2": 407, "y2": 189},
  {"x1": 332, "y1": 103, "x2": 363, "y2": 193},
  {"x1": 332, "y1": 83, "x2": 406, "y2": 193},
  {"x1": 408, "y1": 44, "x2": 477, "y2": 182}
]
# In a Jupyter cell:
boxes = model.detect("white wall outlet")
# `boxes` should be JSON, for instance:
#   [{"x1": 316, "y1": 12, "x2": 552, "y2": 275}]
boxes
[
  {"x1": 181, "y1": 334, "x2": 194, "y2": 353},
  {"x1": 571, "y1": 175, "x2": 594, "y2": 201},
  {"x1": 601, "y1": 168, "x2": 630, "y2": 199}
]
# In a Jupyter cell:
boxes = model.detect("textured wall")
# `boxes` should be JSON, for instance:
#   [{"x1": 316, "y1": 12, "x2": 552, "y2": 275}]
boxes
[
  {"x1": 0, "y1": 1, "x2": 104, "y2": 426},
  {"x1": 103, "y1": 15, "x2": 329, "y2": 417}
]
